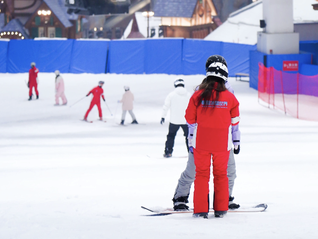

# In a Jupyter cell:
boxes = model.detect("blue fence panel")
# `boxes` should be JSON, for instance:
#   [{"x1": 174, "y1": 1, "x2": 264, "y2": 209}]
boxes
[
  {"x1": 145, "y1": 39, "x2": 183, "y2": 74},
  {"x1": 69, "y1": 40, "x2": 109, "y2": 73},
  {"x1": 223, "y1": 43, "x2": 256, "y2": 76},
  {"x1": 267, "y1": 53, "x2": 312, "y2": 72},
  {"x1": 182, "y1": 39, "x2": 223, "y2": 75},
  {"x1": 7, "y1": 39, "x2": 73, "y2": 73},
  {"x1": 0, "y1": 40, "x2": 8, "y2": 73},
  {"x1": 300, "y1": 41, "x2": 318, "y2": 65},
  {"x1": 108, "y1": 40, "x2": 145, "y2": 74},
  {"x1": 249, "y1": 50, "x2": 265, "y2": 90}
]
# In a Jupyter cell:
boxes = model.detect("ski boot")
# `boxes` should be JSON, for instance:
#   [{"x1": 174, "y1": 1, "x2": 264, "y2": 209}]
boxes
[
  {"x1": 36, "y1": 94, "x2": 39, "y2": 99},
  {"x1": 228, "y1": 196, "x2": 240, "y2": 209},
  {"x1": 120, "y1": 120, "x2": 124, "y2": 125},
  {"x1": 131, "y1": 119, "x2": 138, "y2": 124},
  {"x1": 214, "y1": 211, "x2": 227, "y2": 218},
  {"x1": 163, "y1": 153, "x2": 172, "y2": 158},
  {"x1": 193, "y1": 212, "x2": 208, "y2": 219},
  {"x1": 28, "y1": 95, "x2": 32, "y2": 101},
  {"x1": 173, "y1": 196, "x2": 189, "y2": 211}
]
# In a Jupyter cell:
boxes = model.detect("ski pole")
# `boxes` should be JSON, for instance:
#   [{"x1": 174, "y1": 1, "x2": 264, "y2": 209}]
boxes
[
  {"x1": 103, "y1": 101, "x2": 113, "y2": 116},
  {"x1": 69, "y1": 96, "x2": 86, "y2": 108}
]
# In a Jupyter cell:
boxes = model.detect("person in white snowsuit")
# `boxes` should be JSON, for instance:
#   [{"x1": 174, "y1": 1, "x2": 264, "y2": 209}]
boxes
[
  {"x1": 172, "y1": 56, "x2": 241, "y2": 211},
  {"x1": 119, "y1": 86, "x2": 138, "y2": 125},
  {"x1": 161, "y1": 79, "x2": 191, "y2": 158},
  {"x1": 54, "y1": 70, "x2": 67, "y2": 106}
]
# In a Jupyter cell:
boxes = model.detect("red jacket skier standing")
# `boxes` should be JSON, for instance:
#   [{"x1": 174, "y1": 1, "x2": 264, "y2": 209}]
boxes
[
  {"x1": 84, "y1": 81, "x2": 106, "y2": 121},
  {"x1": 28, "y1": 62, "x2": 39, "y2": 100},
  {"x1": 185, "y1": 55, "x2": 240, "y2": 219}
]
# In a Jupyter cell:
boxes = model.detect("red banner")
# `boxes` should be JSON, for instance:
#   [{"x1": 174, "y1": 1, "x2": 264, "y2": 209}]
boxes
[{"x1": 283, "y1": 61, "x2": 299, "y2": 71}]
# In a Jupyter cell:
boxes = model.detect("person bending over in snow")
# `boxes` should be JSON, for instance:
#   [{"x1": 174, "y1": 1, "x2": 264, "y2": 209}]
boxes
[
  {"x1": 28, "y1": 62, "x2": 39, "y2": 101},
  {"x1": 54, "y1": 70, "x2": 67, "y2": 106},
  {"x1": 172, "y1": 77, "x2": 240, "y2": 213},
  {"x1": 161, "y1": 79, "x2": 191, "y2": 158},
  {"x1": 84, "y1": 81, "x2": 105, "y2": 121},
  {"x1": 119, "y1": 86, "x2": 138, "y2": 125}
]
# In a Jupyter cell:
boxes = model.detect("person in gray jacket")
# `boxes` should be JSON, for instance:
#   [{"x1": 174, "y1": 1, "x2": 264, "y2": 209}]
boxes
[{"x1": 161, "y1": 79, "x2": 191, "y2": 158}]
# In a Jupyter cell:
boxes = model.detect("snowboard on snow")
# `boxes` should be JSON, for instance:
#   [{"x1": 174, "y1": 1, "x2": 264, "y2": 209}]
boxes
[{"x1": 141, "y1": 203, "x2": 268, "y2": 216}]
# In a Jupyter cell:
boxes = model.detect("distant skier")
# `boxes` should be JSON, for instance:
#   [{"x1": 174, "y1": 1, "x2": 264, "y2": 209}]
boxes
[
  {"x1": 54, "y1": 70, "x2": 67, "y2": 106},
  {"x1": 84, "y1": 81, "x2": 105, "y2": 121},
  {"x1": 119, "y1": 86, "x2": 138, "y2": 125},
  {"x1": 28, "y1": 62, "x2": 39, "y2": 101},
  {"x1": 161, "y1": 79, "x2": 191, "y2": 158}
]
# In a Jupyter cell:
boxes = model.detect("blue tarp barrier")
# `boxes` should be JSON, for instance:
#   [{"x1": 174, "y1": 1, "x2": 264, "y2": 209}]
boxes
[
  {"x1": 3, "y1": 38, "x2": 264, "y2": 76},
  {"x1": 7, "y1": 39, "x2": 73, "y2": 73},
  {"x1": 182, "y1": 39, "x2": 223, "y2": 75},
  {"x1": 266, "y1": 53, "x2": 312, "y2": 72},
  {"x1": 223, "y1": 43, "x2": 257, "y2": 76},
  {"x1": 249, "y1": 51, "x2": 312, "y2": 90},
  {"x1": 249, "y1": 50, "x2": 265, "y2": 90},
  {"x1": 145, "y1": 39, "x2": 183, "y2": 74},
  {"x1": 300, "y1": 63, "x2": 318, "y2": 76},
  {"x1": 300, "y1": 41, "x2": 318, "y2": 65},
  {"x1": 0, "y1": 40, "x2": 8, "y2": 73},
  {"x1": 69, "y1": 40, "x2": 109, "y2": 73},
  {"x1": 108, "y1": 40, "x2": 145, "y2": 74}
]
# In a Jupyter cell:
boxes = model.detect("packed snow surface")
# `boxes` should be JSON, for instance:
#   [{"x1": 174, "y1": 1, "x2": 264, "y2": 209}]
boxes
[{"x1": 1, "y1": 73, "x2": 318, "y2": 238}]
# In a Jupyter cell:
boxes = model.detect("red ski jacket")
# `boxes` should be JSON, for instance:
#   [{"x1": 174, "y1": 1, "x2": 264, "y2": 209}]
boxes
[
  {"x1": 87, "y1": 86, "x2": 105, "y2": 102},
  {"x1": 185, "y1": 89, "x2": 240, "y2": 152},
  {"x1": 29, "y1": 67, "x2": 39, "y2": 85}
]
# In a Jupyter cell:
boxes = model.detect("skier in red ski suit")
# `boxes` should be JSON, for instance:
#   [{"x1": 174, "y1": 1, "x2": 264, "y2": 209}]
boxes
[
  {"x1": 185, "y1": 55, "x2": 240, "y2": 219},
  {"x1": 84, "y1": 81, "x2": 106, "y2": 121},
  {"x1": 28, "y1": 62, "x2": 39, "y2": 100}
]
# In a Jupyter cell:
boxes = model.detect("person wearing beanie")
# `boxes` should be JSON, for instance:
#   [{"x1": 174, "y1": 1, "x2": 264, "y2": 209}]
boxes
[
  {"x1": 84, "y1": 81, "x2": 105, "y2": 121},
  {"x1": 54, "y1": 70, "x2": 67, "y2": 106},
  {"x1": 161, "y1": 78, "x2": 191, "y2": 158},
  {"x1": 119, "y1": 86, "x2": 138, "y2": 125},
  {"x1": 28, "y1": 62, "x2": 39, "y2": 101}
]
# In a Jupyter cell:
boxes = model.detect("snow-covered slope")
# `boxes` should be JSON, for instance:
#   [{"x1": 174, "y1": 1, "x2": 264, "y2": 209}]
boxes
[{"x1": 1, "y1": 73, "x2": 318, "y2": 238}]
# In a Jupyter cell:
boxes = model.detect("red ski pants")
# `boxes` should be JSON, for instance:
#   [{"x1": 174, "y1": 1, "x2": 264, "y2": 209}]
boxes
[
  {"x1": 29, "y1": 83, "x2": 39, "y2": 97},
  {"x1": 84, "y1": 101, "x2": 102, "y2": 119},
  {"x1": 193, "y1": 148, "x2": 230, "y2": 213}
]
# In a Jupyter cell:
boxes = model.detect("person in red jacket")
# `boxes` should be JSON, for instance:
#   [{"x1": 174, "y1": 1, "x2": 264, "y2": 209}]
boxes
[
  {"x1": 185, "y1": 55, "x2": 240, "y2": 219},
  {"x1": 28, "y1": 62, "x2": 39, "y2": 101},
  {"x1": 84, "y1": 81, "x2": 106, "y2": 121}
]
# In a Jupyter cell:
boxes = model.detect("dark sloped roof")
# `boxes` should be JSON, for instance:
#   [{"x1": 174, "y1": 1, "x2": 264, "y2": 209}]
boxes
[
  {"x1": 1, "y1": 18, "x2": 30, "y2": 38},
  {"x1": 44, "y1": 0, "x2": 74, "y2": 28},
  {"x1": 152, "y1": 0, "x2": 197, "y2": 18}
]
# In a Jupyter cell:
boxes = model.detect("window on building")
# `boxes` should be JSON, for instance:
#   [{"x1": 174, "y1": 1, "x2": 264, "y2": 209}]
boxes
[
  {"x1": 48, "y1": 27, "x2": 55, "y2": 38},
  {"x1": 50, "y1": 16, "x2": 54, "y2": 26},
  {"x1": 31, "y1": 27, "x2": 38, "y2": 38},
  {"x1": 35, "y1": 16, "x2": 41, "y2": 26},
  {"x1": 55, "y1": 27, "x2": 62, "y2": 37},
  {"x1": 39, "y1": 27, "x2": 45, "y2": 37}
]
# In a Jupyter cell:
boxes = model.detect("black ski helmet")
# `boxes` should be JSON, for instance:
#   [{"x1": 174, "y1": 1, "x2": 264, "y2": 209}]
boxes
[
  {"x1": 174, "y1": 78, "x2": 185, "y2": 88},
  {"x1": 205, "y1": 55, "x2": 228, "y2": 82}
]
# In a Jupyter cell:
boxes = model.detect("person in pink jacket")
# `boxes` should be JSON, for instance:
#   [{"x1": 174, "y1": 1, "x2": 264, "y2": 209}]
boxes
[
  {"x1": 54, "y1": 70, "x2": 67, "y2": 106},
  {"x1": 119, "y1": 86, "x2": 138, "y2": 125}
]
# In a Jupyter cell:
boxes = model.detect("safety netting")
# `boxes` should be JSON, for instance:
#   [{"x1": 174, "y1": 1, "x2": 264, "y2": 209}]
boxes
[{"x1": 258, "y1": 63, "x2": 318, "y2": 121}]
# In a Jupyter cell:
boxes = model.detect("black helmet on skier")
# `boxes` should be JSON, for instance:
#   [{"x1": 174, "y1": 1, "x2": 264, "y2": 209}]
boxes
[{"x1": 205, "y1": 55, "x2": 228, "y2": 82}]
